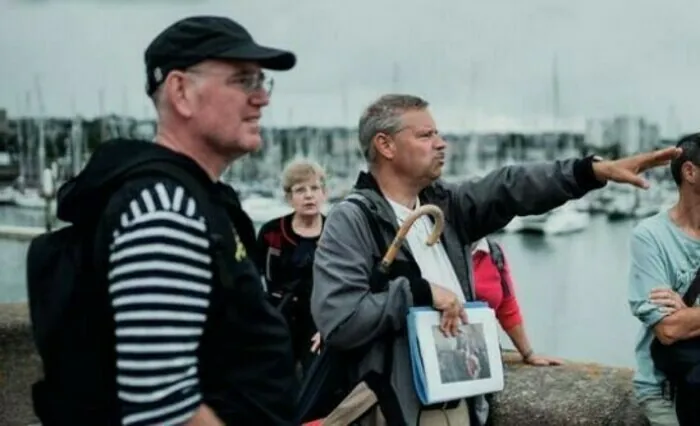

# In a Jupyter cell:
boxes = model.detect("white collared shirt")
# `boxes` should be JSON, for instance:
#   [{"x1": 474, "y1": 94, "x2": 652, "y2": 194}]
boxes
[
  {"x1": 471, "y1": 238, "x2": 490, "y2": 254},
  {"x1": 385, "y1": 197, "x2": 466, "y2": 303}
]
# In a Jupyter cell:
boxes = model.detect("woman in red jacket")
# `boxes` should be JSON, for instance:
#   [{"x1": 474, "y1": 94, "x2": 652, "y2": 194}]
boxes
[{"x1": 471, "y1": 237, "x2": 563, "y2": 366}]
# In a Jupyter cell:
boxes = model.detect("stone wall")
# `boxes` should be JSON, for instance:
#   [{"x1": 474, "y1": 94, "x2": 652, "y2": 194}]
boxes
[
  {"x1": 0, "y1": 302, "x2": 648, "y2": 425},
  {"x1": 490, "y1": 352, "x2": 648, "y2": 425},
  {"x1": 1, "y1": 304, "x2": 40, "y2": 426}
]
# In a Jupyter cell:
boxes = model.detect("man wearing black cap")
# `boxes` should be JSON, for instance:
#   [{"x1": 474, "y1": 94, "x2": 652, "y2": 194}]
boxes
[
  {"x1": 26, "y1": 16, "x2": 299, "y2": 426},
  {"x1": 144, "y1": 14, "x2": 296, "y2": 165}
]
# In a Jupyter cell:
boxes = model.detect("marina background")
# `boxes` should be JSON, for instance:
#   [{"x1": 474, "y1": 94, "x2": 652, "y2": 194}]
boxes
[
  {"x1": 0, "y1": 112, "x2": 677, "y2": 372},
  {"x1": 3, "y1": 0, "x2": 700, "y2": 373}
]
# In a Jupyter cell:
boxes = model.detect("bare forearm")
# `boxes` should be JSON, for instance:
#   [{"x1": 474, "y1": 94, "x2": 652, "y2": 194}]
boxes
[
  {"x1": 657, "y1": 307, "x2": 700, "y2": 344},
  {"x1": 505, "y1": 324, "x2": 533, "y2": 358},
  {"x1": 185, "y1": 404, "x2": 224, "y2": 426}
]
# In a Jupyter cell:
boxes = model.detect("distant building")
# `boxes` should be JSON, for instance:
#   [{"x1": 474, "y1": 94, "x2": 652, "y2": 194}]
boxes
[
  {"x1": 0, "y1": 108, "x2": 9, "y2": 136},
  {"x1": 584, "y1": 118, "x2": 615, "y2": 149},
  {"x1": 584, "y1": 116, "x2": 660, "y2": 155}
]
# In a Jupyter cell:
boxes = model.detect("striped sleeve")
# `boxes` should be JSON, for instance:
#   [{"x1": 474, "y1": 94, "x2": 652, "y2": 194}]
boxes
[{"x1": 107, "y1": 181, "x2": 212, "y2": 426}]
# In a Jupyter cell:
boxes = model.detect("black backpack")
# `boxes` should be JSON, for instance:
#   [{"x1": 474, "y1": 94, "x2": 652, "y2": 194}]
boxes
[
  {"x1": 26, "y1": 161, "x2": 219, "y2": 425},
  {"x1": 650, "y1": 267, "x2": 700, "y2": 426},
  {"x1": 485, "y1": 239, "x2": 509, "y2": 297},
  {"x1": 480, "y1": 238, "x2": 510, "y2": 426}
]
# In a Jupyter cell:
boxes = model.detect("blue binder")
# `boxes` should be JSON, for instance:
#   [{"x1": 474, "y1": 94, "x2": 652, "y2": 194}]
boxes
[{"x1": 407, "y1": 302, "x2": 490, "y2": 405}]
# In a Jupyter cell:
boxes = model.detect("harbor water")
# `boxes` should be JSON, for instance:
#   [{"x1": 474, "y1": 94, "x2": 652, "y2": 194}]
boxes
[{"x1": 1, "y1": 204, "x2": 642, "y2": 369}]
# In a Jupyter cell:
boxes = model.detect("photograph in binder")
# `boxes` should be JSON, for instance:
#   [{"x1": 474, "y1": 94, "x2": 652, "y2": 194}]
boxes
[
  {"x1": 407, "y1": 303, "x2": 504, "y2": 405},
  {"x1": 432, "y1": 323, "x2": 491, "y2": 383}
]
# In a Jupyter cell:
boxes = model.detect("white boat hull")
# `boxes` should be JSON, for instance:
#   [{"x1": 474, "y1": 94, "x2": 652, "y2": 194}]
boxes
[
  {"x1": 516, "y1": 207, "x2": 590, "y2": 235},
  {"x1": 13, "y1": 189, "x2": 57, "y2": 214}
]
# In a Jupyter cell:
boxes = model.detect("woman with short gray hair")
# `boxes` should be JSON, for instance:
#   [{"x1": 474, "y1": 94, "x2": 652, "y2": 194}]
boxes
[{"x1": 256, "y1": 158, "x2": 328, "y2": 377}]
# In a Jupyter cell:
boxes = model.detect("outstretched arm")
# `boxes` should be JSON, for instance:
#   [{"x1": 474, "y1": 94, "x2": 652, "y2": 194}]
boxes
[
  {"x1": 447, "y1": 157, "x2": 604, "y2": 242},
  {"x1": 450, "y1": 147, "x2": 681, "y2": 242}
]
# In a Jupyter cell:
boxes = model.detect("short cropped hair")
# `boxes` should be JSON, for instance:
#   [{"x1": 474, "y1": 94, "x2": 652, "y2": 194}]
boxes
[
  {"x1": 357, "y1": 94, "x2": 429, "y2": 162},
  {"x1": 281, "y1": 158, "x2": 326, "y2": 193},
  {"x1": 670, "y1": 132, "x2": 700, "y2": 186}
]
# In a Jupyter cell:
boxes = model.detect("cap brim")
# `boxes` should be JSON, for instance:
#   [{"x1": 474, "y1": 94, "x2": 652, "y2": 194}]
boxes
[{"x1": 218, "y1": 42, "x2": 296, "y2": 71}]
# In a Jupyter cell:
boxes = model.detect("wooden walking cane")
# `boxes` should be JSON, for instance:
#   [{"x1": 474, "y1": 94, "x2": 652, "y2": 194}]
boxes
[{"x1": 378, "y1": 204, "x2": 445, "y2": 273}]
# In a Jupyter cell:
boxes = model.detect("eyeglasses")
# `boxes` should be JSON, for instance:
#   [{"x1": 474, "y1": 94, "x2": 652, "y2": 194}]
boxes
[
  {"x1": 185, "y1": 69, "x2": 274, "y2": 97},
  {"x1": 289, "y1": 184, "x2": 323, "y2": 196},
  {"x1": 230, "y1": 72, "x2": 274, "y2": 96}
]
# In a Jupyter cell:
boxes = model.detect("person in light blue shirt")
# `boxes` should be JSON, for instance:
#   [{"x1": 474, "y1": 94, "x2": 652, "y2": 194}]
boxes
[{"x1": 629, "y1": 132, "x2": 700, "y2": 426}]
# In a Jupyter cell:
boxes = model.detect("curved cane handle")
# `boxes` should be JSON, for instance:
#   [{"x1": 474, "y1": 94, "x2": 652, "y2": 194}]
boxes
[{"x1": 379, "y1": 204, "x2": 445, "y2": 270}]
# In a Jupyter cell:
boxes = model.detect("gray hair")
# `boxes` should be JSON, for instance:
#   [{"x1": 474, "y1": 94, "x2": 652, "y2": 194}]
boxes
[
  {"x1": 149, "y1": 65, "x2": 208, "y2": 110},
  {"x1": 357, "y1": 94, "x2": 429, "y2": 162},
  {"x1": 281, "y1": 157, "x2": 326, "y2": 192},
  {"x1": 150, "y1": 86, "x2": 165, "y2": 109}
]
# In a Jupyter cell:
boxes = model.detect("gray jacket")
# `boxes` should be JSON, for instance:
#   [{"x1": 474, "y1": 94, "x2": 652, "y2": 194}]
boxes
[{"x1": 311, "y1": 158, "x2": 603, "y2": 425}]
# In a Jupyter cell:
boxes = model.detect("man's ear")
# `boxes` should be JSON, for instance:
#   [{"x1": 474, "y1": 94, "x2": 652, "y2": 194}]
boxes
[
  {"x1": 165, "y1": 70, "x2": 197, "y2": 118},
  {"x1": 373, "y1": 132, "x2": 395, "y2": 160},
  {"x1": 682, "y1": 161, "x2": 697, "y2": 184}
]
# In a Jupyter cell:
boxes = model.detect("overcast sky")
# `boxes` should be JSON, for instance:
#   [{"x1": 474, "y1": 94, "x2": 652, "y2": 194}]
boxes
[{"x1": 1, "y1": 0, "x2": 699, "y2": 136}]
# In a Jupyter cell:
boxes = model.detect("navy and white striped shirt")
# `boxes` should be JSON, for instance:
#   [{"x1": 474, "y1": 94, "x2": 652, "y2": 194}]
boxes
[{"x1": 107, "y1": 181, "x2": 212, "y2": 426}]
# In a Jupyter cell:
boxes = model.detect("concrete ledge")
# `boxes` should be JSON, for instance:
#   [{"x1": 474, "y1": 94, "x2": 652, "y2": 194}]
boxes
[
  {"x1": 490, "y1": 352, "x2": 648, "y2": 425},
  {"x1": 0, "y1": 303, "x2": 41, "y2": 425},
  {"x1": 0, "y1": 302, "x2": 647, "y2": 425}
]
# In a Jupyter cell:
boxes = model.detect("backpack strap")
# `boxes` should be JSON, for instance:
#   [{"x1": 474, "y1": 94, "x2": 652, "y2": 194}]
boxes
[
  {"x1": 486, "y1": 238, "x2": 510, "y2": 298},
  {"x1": 683, "y1": 266, "x2": 700, "y2": 307},
  {"x1": 340, "y1": 193, "x2": 403, "y2": 422},
  {"x1": 345, "y1": 195, "x2": 388, "y2": 258}
]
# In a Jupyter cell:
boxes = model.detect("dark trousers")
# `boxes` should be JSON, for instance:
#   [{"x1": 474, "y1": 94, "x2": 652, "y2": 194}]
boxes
[
  {"x1": 271, "y1": 294, "x2": 318, "y2": 379},
  {"x1": 675, "y1": 381, "x2": 700, "y2": 426},
  {"x1": 291, "y1": 316, "x2": 318, "y2": 378}
]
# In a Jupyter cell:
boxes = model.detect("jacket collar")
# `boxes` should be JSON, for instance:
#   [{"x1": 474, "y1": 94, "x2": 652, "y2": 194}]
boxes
[
  {"x1": 352, "y1": 171, "x2": 399, "y2": 230},
  {"x1": 280, "y1": 212, "x2": 326, "y2": 246},
  {"x1": 352, "y1": 171, "x2": 450, "y2": 224}
]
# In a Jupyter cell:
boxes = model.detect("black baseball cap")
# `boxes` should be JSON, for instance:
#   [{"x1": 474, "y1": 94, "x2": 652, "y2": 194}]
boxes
[{"x1": 144, "y1": 15, "x2": 297, "y2": 95}]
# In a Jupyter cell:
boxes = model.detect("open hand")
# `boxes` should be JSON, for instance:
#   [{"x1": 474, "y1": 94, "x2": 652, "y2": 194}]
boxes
[
  {"x1": 592, "y1": 146, "x2": 682, "y2": 189},
  {"x1": 430, "y1": 284, "x2": 467, "y2": 337},
  {"x1": 649, "y1": 287, "x2": 686, "y2": 314},
  {"x1": 524, "y1": 353, "x2": 564, "y2": 366}
]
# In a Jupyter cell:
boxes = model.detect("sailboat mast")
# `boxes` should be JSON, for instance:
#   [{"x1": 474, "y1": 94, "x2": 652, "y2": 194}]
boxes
[
  {"x1": 551, "y1": 53, "x2": 560, "y2": 130},
  {"x1": 23, "y1": 91, "x2": 33, "y2": 187},
  {"x1": 468, "y1": 61, "x2": 479, "y2": 171},
  {"x1": 34, "y1": 76, "x2": 47, "y2": 184},
  {"x1": 340, "y1": 83, "x2": 350, "y2": 173},
  {"x1": 98, "y1": 88, "x2": 106, "y2": 141}
]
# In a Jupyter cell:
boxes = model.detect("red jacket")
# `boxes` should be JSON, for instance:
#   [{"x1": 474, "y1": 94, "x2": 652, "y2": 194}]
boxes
[{"x1": 471, "y1": 240, "x2": 523, "y2": 330}]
